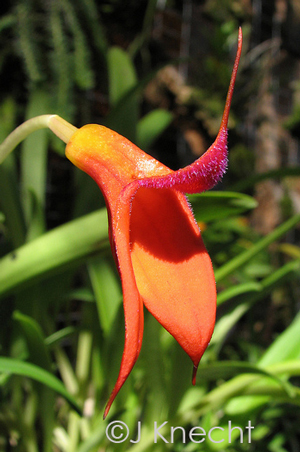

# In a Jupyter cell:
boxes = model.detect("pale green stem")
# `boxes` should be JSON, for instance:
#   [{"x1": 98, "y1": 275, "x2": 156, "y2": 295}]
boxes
[
  {"x1": 54, "y1": 347, "x2": 79, "y2": 395},
  {"x1": 23, "y1": 392, "x2": 39, "y2": 452},
  {"x1": 48, "y1": 115, "x2": 78, "y2": 143},
  {"x1": 0, "y1": 114, "x2": 77, "y2": 164},
  {"x1": 53, "y1": 427, "x2": 69, "y2": 451},
  {"x1": 68, "y1": 411, "x2": 81, "y2": 452},
  {"x1": 76, "y1": 329, "x2": 93, "y2": 387}
]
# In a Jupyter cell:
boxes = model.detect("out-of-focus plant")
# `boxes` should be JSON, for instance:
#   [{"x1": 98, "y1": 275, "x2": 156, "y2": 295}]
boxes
[
  {"x1": 1, "y1": 111, "x2": 300, "y2": 449},
  {"x1": 1, "y1": 76, "x2": 300, "y2": 452},
  {"x1": 1, "y1": 1, "x2": 300, "y2": 452}
]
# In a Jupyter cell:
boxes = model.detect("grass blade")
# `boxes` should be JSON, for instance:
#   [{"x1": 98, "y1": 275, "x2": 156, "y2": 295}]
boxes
[
  {"x1": 0, "y1": 209, "x2": 109, "y2": 298},
  {"x1": 0, "y1": 357, "x2": 82, "y2": 414},
  {"x1": 215, "y1": 213, "x2": 300, "y2": 282}
]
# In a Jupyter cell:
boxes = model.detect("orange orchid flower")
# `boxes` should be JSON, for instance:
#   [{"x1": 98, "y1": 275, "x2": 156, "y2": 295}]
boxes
[{"x1": 65, "y1": 29, "x2": 242, "y2": 418}]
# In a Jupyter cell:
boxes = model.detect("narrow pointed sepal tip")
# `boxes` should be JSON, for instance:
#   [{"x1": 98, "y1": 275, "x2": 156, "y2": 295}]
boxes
[
  {"x1": 192, "y1": 364, "x2": 199, "y2": 385},
  {"x1": 220, "y1": 26, "x2": 243, "y2": 132},
  {"x1": 103, "y1": 402, "x2": 110, "y2": 420},
  {"x1": 103, "y1": 394, "x2": 115, "y2": 420}
]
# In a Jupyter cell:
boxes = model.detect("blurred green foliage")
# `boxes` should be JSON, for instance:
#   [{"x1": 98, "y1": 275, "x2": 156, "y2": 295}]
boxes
[{"x1": 0, "y1": 1, "x2": 300, "y2": 451}]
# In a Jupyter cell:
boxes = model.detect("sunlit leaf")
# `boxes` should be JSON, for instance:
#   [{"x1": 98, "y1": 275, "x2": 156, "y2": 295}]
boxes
[
  {"x1": 0, "y1": 357, "x2": 81, "y2": 414},
  {"x1": 136, "y1": 109, "x2": 173, "y2": 150},
  {"x1": 189, "y1": 191, "x2": 257, "y2": 223},
  {"x1": 0, "y1": 209, "x2": 109, "y2": 299},
  {"x1": 13, "y1": 310, "x2": 52, "y2": 371}
]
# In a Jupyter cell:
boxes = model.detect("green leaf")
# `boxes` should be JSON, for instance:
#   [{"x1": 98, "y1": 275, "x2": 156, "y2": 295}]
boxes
[
  {"x1": 106, "y1": 46, "x2": 139, "y2": 141},
  {"x1": 221, "y1": 316, "x2": 300, "y2": 416},
  {"x1": 88, "y1": 256, "x2": 122, "y2": 337},
  {"x1": 0, "y1": 209, "x2": 109, "y2": 299},
  {"x1": 196, "y1": 361, "x2": 291, "y2": 390},
  {"x1": 45, "y1": 326, "x2": 76, "y2": 347},
  {"x1": 189, "y1": 191, "x2": 257, "y2": 223},
  {"x1": 0, "y1": 14, "x2": 16, "y2": 33},
  {"x1": 13, "y1": 311, "x2": 52, "y2": 371},
  {"x1": 0, "y1": 156, "x2": 26, "y2": 248},
  {"x1": 128, "y1": 0, "x2": 158, "y2": 58},
  {"x1": 107, "y1": 47, "x2": 137, "y2": 106},
  {"x1": 0, "y1": 357, "x2": 82, "y2": 414},
  {"x1": 107, "y1": 46, "x2": 150, "y2": 142},
  {"x1": 215, "y1": 213, "x2": 300, "y2": 282},
  {"x1": 80, "y1": 0, "x2": 108, "y2": 58},
  {"x1": 140, "y1": 315, "x2": 168, "y2": 420},
  {"x1": 13, "y1": 311, "x2": 56, "y2": 452},
  {"x1": 211, "y1": 302, "x2": 252, "y2": 351},
  {"x1": 182, "y1": 359, "x2": 300, "y2": 419},
  {"x1": 0, "y1": 98, "x2": 25, "y2": 247},
  {"x1": 217, "y1": 281, "x2": 261, "y2": 306},
  {"x1": 213, "y1": 259, "x2": 300, "y2": 350},
  {"x1": 105, "y1": 61, "x2": 173, "y2": 143},
  {"x1": 20, "y1": 90, "x2": 50, "y2": 237},
  {"x1": 230, "y1": 167, "x2": 300, "y2": 192},
  {"x1": 279, "y1": 243, "x2": 300, "y2": 259},
  {"x1": 259, "y1": 313, "x2": 300, "y2": 366},
  {"x1": 136, "y1": 109, "x2": 173, "y2": 150}
]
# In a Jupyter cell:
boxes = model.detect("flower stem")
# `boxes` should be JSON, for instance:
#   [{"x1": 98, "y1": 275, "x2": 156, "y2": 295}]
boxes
[
  {"x1": 48, "y1": 115, "x2": 78, "y2": 143},
  {"x1": 0, "y1": 114, "x2": 77, "y2": 164}
]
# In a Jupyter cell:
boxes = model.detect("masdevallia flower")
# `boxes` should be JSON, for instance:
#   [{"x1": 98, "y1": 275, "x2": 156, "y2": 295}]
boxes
[{"x1": 65, "y1": 29, "x2": 242, "y2": 418}]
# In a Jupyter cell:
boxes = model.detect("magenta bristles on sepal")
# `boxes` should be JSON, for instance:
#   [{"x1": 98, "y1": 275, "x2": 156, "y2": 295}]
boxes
[{"x1": 140, "y1": 27, "x2": 242, "y2": 195}]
